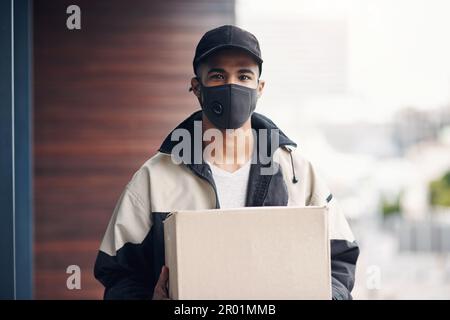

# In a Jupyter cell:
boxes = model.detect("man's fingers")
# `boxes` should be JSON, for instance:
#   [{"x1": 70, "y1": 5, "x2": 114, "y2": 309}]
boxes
[
  {"x1": 157, "y1": 265, "x2": 169, "y2": 285},
  {"x1": 154, "y1": 285, "x2": 169, "y2": 299},
  {"x1": 156, "y1": 266, "x2": 169, "y2": 290},
  {"x1": 153, "y1": 265, "x2": 170, "y2": 300},
  {"x1": 161, "y1": 266, "x2": 170, "y2": 292},
  {"x1": 153, "y1": 286, "x2": 169, "y2": 300}
]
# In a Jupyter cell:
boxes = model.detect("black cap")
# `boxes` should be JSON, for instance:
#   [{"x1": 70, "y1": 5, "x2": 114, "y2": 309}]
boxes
[{"x1": 193, "y1": 25, "x2": 263, "y2": 77}]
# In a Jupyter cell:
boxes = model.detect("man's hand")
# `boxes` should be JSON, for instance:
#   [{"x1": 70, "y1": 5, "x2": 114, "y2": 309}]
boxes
[{"x1": 152, "y1": 265, "x2": 170, "y2": 300}]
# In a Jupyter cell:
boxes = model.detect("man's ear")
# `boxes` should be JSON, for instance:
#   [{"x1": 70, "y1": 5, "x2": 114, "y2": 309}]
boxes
[
  {"x1": 190, "y1": 77, "x2": 202, "y2": 100},
  {"x1": 257, "y1": 79, "x2": 265, "y2": 99}
]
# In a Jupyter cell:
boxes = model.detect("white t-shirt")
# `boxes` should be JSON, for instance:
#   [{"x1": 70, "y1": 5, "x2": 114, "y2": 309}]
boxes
[{"x1": 206, "y1": 160, "x2": 252, "y2": 209}]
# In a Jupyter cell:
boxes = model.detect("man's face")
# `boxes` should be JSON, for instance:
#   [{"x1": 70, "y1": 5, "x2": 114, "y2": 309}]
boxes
[{"x1": 191, "y1": 47, "x2": 265, "y2": 101}]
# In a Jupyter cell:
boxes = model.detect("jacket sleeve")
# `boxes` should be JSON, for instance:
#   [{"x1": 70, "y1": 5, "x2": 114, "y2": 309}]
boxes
[
  {"x1": 307, "y1": 161, "x2": 360, "y2": 300},
  {"x1": 94, "y1": 167, "x2": 157, "y2": 300}
]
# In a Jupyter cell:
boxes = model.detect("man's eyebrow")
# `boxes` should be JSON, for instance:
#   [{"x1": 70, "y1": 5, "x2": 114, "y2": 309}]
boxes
[
  {"x1": 207, "y1": 68, "x2": 226, "y2": 74},
  {"x1": 238, "y1": 68, "x2": 255, "y2": 75}
]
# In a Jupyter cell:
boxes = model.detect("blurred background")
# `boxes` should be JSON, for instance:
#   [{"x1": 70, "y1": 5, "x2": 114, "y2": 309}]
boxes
[
  {"x1": 2, "y1": 0, "x2": 449, "y2": 299},
  {"x1": 236, "y1": 0, "x2": 450, "y2": 299}
]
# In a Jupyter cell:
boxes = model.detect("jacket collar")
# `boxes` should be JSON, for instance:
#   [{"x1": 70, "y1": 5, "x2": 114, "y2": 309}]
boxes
[
  {"x1": 158, "y1": 110, "x2": 297, "y2": 209},
  {"x1": 158, "y1": 110, "x2": 297, "y2": 157}
]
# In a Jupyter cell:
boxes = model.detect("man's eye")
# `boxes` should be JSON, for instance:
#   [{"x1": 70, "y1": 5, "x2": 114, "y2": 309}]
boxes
[
  {"x1": 239, "y1": 75, "x2": 252, "y2": 81},
  {"x1": 210, "y1": 74, "x2": 225, "y2": 80}
]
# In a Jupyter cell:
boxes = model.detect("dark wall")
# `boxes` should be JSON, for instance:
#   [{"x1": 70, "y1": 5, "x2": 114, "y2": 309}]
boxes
[
  {"x1": 34, "y1": 0, "x2": 235, "y2": 299},
  {"x1": 1, "y1": 0, "x2": 33, "y2": 299}
]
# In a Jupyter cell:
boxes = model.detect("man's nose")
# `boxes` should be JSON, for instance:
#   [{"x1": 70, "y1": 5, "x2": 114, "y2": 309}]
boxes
[{"x1": 225, "y1": 76, "x2": 238, "y2": 85}]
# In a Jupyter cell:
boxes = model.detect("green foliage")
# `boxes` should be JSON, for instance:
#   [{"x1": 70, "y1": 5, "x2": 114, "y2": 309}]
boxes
[
  {"x1": 382, "y1": 195, "x2": 401, "y2": 217},
  {"x1": 429, "y1": 171, "x2": 450, "y2": 207}
]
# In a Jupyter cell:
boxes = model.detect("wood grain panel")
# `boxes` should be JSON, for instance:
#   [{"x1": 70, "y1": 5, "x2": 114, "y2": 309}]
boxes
[{"x1": 34, "y1": 0, "x2": 235, "y2": 299}]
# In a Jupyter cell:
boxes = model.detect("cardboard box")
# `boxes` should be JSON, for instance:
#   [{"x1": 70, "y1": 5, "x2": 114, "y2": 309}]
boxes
[{"x1": 163, "y1": 206, "x2": 331, "y2": 300}]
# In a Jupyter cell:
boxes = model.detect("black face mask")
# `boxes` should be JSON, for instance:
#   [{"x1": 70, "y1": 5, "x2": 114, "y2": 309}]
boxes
[{"x1": 199, "y1": 82, "x2": 258, "y2": 129}]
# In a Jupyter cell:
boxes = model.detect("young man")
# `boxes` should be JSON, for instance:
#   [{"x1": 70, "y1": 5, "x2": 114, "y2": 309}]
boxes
[{"x1": 94, "y1": 25, "x2": 360, "y2": 300}]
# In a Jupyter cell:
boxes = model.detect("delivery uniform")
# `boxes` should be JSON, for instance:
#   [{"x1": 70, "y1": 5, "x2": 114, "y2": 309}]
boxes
[{"x1": 94, "y1": 110, "x2": 360, "y2": 300}]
